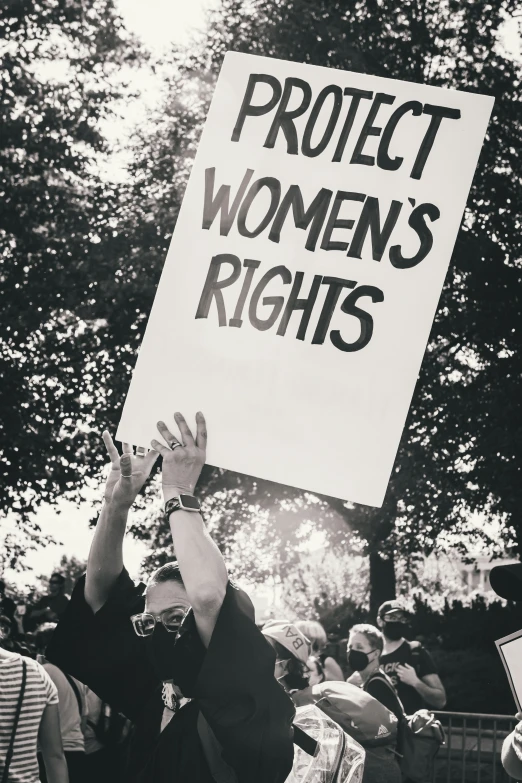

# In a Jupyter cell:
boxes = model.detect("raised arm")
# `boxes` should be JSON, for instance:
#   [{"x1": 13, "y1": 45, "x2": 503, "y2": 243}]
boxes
[
  {"x1": 151, "y1": 412, "x2": 228, "y2": 648},
  {"x1": 84, "y1": 433, "x2": 158, "y2": 614}
]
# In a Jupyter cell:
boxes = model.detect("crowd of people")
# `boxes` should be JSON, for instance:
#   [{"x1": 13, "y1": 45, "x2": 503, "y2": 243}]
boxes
[{"x1": 0, "y1": 412, "x2": 520, "y2": 783}]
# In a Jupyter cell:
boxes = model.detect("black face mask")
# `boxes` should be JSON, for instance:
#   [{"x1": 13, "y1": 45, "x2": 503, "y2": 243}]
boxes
[
  {"x1": 348, "y1": 649, "x2": 376, "y2": 672},
  {"x1": 145, "y1": 621, "x2": 204, "y2": 696},
  {"x1": 383, "y1": 621, "x2": 407, "y2": 641}
]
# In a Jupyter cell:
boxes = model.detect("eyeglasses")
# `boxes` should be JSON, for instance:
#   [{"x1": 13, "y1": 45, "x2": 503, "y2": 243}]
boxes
[{"x1": 130, "y1": 607, "x2": 188, "y2": 637}]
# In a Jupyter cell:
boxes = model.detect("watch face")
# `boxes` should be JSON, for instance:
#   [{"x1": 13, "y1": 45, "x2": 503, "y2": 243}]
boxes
[{"x1": 179, "y1": 494, "x2": 200, "y2": 511}]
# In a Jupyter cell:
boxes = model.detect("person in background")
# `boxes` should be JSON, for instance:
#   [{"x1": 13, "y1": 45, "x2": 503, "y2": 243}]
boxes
[
  {"x1": 0, "y1": 614, "x2": 32, "y2": 656},
  {"x1": 377, "y1": 600, "x2": 446, "y2": 714},
  {"x1": 266, "y1": 621, "x2": 400, "y2": 783},
  {"x1": 346, "y1": 624, "x2": 403, "y2": 723},
  {"x1": 344, "y1": 623, "x2": 402, "y2": 783},
  {"x1": 27, "y1": 574, "x2": 70, "y2": 629},
  {"x1": 294, "y1": 620, "x2": 344, "y2": 685},
  {"x1": 490, "y1": 562, "x2": 522, "y2": 781},
  {"x1": 0, "y1": 579, "x2": 16, "y2": 621},
  {"x1": 0, "y1": 645, "x2": 68, "y2": 783},
  {"x1": 262, "y1": 621, "x2": 312, "y2": 692},
  {"x1": 35, "y1": 623, "x2": 87, "y2": 783},
  {"x1": 82, "y1": 687, "x2": 124, "y2": 783}
]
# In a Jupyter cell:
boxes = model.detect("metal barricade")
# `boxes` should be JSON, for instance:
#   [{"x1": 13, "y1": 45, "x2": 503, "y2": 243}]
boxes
[{"x1": 431, "y1": 712, "x2": 518, "y2": 783}]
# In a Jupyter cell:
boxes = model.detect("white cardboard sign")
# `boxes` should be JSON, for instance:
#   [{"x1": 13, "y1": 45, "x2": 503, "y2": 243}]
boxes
[
  {"x1": 496, "y1": 629, "x2": 522, "y2": 712},
  {"x1": 117, "y1": 52, "x2": 494, "y2": 507}
]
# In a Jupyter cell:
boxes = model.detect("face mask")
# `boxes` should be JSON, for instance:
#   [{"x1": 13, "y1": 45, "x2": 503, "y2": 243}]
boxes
[
  {"x1": 145, "y1": 620, "x2": 205, "y2": 697},
  {"x1": 383, "y1": 621, "x2": 407, "y2": 641},
  {"x1": 348, "y1": 649, "x2": 377, "y2": 672}
]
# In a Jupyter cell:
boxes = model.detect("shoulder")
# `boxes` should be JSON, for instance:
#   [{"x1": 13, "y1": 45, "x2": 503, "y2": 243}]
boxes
[
  {"x1": 408, "y1": 640, "x2": 434, "y2": 661},
  {"x1": 381, "y1": 641, "x2": 409, "y2": 662}
]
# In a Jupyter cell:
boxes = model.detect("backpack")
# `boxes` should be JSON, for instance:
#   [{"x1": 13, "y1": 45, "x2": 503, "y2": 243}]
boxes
[
  {"x1": 286, "y1": 704, "x2": 366, "y2": 783},
  {"x1": 196, "y1": 705, "x2": 365, "y2": 783},
  {"x1": 365, "y1": 670, "x2": 445, "y2": 782},
  {"x1": 398, "y1": 710, "x2": 445, "y2": 783},
  {"x1": 86, "y1": 702, "x2": 133, "y2": 748},
  {"x1": 293, "y1": 681, "x2": 398, "y2": 749}
]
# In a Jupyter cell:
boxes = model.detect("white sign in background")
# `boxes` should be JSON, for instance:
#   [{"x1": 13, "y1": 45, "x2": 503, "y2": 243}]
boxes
[
  {"x1": 117, "y1": 52, "x2": 494, "y2": 507},
  {"x1": 496, "y1": 630, "x2": 522, "y2": 712}
]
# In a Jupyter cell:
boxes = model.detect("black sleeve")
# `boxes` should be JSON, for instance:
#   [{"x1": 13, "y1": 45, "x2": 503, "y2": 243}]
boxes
[
  {"x1": 194, "y1": 582, "x2": 295, "y2": 783},
  {"x1": 415, "y1": 646, "x2": 438, "y2": 679},
  {"x1": 366, "y1": 678, "x2": 403, "y2": 723},
  {"x1": 46, "y1": 570, "x2": 159, "y2": 723}
]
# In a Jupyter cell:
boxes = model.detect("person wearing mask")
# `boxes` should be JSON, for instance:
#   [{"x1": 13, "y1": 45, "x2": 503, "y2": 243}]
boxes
[
  {"x1": 35, "y1": 623, "x2": 87, "y2": 783},
  {"x1": 268, "y1": 621, "x2": 396, "y2": 783},
  {"x1": 294, "y1": 620, "x2": 344, "y2": 685},
  {"x1": 27, "y1": 575, "x2": 70, "y2": 630},
  {"x1": 0, "y1": 645, "x2": 68, "y2": 783},
  {"x1": 346, "y1": 624, "x2": 403, "y2": 723},
  {"x1": 377, "y1": 601, "x2": 446, "y2": 714},
  {"x1": 47, "y1": 412, "x2": 295, "y2": 783},
  {"x1": 262, "y1": 621, "x2": 313, "y2": 692},
  {"x1": 0, "y1": 579, "x2": 16, "y2": 621},
  {"x1": 490, "y1": 562, "x2": 522, "y2": 780}
]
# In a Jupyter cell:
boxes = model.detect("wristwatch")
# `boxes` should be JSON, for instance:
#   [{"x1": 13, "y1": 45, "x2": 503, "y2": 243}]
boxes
[{"x1": 165, "y1": 495, "x2": 201, "y2": 517}]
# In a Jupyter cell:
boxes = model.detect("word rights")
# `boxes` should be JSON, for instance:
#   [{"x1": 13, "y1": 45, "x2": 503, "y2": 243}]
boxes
[{"x1": 117, "y1": 52, "x2": 494, "y2": 507}]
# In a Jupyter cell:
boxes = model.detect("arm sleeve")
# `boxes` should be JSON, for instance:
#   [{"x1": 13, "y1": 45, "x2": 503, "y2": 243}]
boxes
[
  {"x1": 194, "y1": 582, "x2": 295, "y2": 783},
  {"x1": 416, "y1": 647, "x2": 438, "y2": 679},
  {"x1": 46, "y1": 570, "x2": 158, "y2": 723},
  {"x1": 502, "y1": 729, "x2": 522, "y2": 780}
]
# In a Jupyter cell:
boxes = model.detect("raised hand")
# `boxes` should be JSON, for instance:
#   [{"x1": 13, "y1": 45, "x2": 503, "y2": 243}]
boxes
[
  {"x1": 150, "y1": 411, "x2": 207, "y2": 500},
  {"x1": 102, "y1": 431, "x2": 159, "y2": 509}
]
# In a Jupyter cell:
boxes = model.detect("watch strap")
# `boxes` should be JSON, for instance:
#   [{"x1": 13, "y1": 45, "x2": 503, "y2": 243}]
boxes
[{"x1": 165, "y1": 495, "x2": 201, "y2": 517}]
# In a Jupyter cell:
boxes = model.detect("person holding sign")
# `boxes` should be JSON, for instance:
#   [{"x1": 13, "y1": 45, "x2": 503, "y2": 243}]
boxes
[
  {"x1": 490, "y1": 563, "x2": 522, "y2": 781},
  {"x1": 46, "y1": 412, "x2": 296, "y2": 783}
]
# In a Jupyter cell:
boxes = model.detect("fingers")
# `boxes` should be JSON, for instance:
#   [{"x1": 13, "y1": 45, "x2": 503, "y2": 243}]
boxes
[
  {"x1": 157, "y1": 420, "x2": 178, "y2": 447},
  {"x1": 151, "y1": 438, "x2": 171, "y2": 456},
  {"x1": 122, "y1": 443, "x2": 133, "y2": 454},
  {"x1": 120, "y1": 453, "x2": 133, "y2": 479},
  {"x1": 102, "y1": 431, "x2": 120, "y2": 463},
  {"x1": 174, "y1": 412, "x2": 195, "y2": 447},
  {"x1": 195, "y1": 411, "x2": 207, "y2": 450}
]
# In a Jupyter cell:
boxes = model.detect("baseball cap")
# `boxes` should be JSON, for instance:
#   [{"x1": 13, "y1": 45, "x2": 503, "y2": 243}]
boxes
[
  {"x1": 378, "y1": 600, "x2": 410, "y2": 620},
  {"x1": 262, "y1": 621, "x2": 311, "y2": 665},
  {"x1": 489, "y1": 563, "x2": 522, "y2": 602}
]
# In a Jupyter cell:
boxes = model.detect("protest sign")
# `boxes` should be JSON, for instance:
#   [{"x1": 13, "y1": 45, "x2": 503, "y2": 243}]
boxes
[
  {"x1": 116, "y1": 52, "x2": 494, "y2": 507},
  {"x1": 496, "y1": 630, "x2": 522, "y2": 712}
]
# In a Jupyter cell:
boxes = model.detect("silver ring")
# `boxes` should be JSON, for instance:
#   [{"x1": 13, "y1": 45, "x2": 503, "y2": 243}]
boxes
[
  {"x1": 121, "y1": 472, "x2": 133, "y2": 478},
  {"x1": 170, "y1": 442, "x2": 183, "y2": 451}
]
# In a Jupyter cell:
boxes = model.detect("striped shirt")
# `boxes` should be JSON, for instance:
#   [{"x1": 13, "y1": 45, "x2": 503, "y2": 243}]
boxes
[{"x1": 0, "y1": 654, "x2": 58, "y2": 783}]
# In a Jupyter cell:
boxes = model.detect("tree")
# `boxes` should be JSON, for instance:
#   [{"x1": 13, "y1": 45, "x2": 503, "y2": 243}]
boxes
[
  {"x1": 0, "y1": 0, "x2": 140, "y2": 557},
  {"x1": 122, "y1": 0, "x2": 521, "y2": 613},
  {"x1": 36, "y1": 554, "x2": 87, "y2": 598},
  {"x1": 3, "y1": 0, "x2": 521, "y2": 614}
]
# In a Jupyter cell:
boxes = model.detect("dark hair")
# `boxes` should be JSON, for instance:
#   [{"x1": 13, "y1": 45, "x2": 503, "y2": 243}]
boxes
[
  {"x1": 0, "y1": 614, "x2": 12, "y2": 630},
  {"x1": 147, "y1": 562, "x2": 184, "y2": 588},
  {"x1": 34, "y1": 622, "x2": 57, "y2": 651},
  {"x1": 50, "y1": 573, "x2": 65, "y2": 585},
  {"x1": 272, "y1": 640, "x2": 310, "y2": 691},
  {"x1": 0, "y1": 580, "x2": 5, "y2": 592}
]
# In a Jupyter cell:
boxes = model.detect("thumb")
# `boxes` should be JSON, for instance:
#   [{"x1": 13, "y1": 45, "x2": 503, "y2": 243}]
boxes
[{"x1": 120, "y1": 454, "x2": 133, "y2": 480}]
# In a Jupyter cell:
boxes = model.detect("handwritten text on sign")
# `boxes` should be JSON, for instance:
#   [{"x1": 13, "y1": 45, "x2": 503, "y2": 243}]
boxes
[{"x1": 117, "y1": 52, "x2": 494, "y2": 507}]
